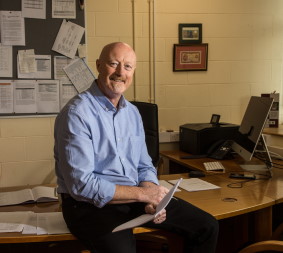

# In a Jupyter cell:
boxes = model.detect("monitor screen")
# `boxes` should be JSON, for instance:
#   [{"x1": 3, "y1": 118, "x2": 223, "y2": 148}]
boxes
[{"x1": 231, "y1": 96, "x2": 274, "y2": 161}]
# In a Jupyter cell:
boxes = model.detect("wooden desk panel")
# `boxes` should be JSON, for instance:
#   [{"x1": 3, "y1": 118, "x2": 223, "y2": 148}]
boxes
[{"x1": 159, "y1": 173, "x2": 275, "y2": 220}]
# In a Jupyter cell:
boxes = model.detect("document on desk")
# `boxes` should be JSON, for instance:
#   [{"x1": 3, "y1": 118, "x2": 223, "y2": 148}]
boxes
[
  {"x1": 158, "y1": 180, "x2": 181, "y2": 192},
  {"x1": 0, "y1": 186, "x2": 58, "y2": 206},
  {"x1": 112, "y1": 178, "x2": 182, "y2": 233},
  {"x1": 37, "y1": 212, "x2": 70, "y2": 235},
  {"x1": 0, "y1": 211, "x2": 31, "y2": 232},
  {"x1": 168, "y1": 178, "x2": 220, "y2": 192}
]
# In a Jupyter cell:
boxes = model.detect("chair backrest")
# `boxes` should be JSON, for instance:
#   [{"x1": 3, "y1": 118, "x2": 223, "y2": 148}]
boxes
[{"x1": 130, "y1": 101, "x2": 159, "y2": 167}]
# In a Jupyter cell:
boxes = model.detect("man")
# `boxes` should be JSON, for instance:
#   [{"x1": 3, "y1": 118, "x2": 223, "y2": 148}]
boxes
[{"x1": 54, "y1": 42, "x2": 218, "y2": 253}]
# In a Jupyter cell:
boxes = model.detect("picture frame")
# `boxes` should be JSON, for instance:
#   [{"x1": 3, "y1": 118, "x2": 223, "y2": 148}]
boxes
[
  {"x1": 179, "y1": 23, "x2": 202, "y2": 44},
  {"x1": 173, "y1": 43, "x2": 208, "y2": 71}
]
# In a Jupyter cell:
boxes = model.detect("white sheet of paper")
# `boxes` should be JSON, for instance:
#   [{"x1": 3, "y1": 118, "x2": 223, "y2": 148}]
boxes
[
  {"x1": 54, "y1": 56, "x2": 76, "y2": 83},
  {"x1": 22, "y1": 212, "x2": 37, "y2": 234},
  {"x1": 36, "y1": 80, "x2": 60, "y2": 113},
  {"x1": 158, "y1": 180, "x2": 181, "y2": 192},
  {"x1": 18, "y1": 49, "x2": 37, "y2": 74},
  {"x1": 0, "y1": 212, "x2": 30, "y2": 233},
  {"x1": 168, "y1": 178, "x2": 220, "y2": 192},
  {"x1": 52, "y1": 0, "x2": 76, "y2": 19},
  {"x1": 37, "y1": 214, "x2": 48, "y2": 235},
  {"x1": 0, "y1": 80, "x2": 13, "y2": 113},
  {"x1": 46, "y1": 212, "x2": 70, "y2": 234},
  {"x1": 22, "y1": 0, "x2": 46, "y2": 19},
  {"x1": 60, "y1": 83, "x2": 78, "y2": 109},
  {"x1": 0, "y1": 44, "x2": 13, "y2": 77},
  {"x1": 0, "y1": 11, "x2": 25, "y2": 46},
  {"x1": 112, "y1": 178, "x2": 182, "y2": 233},
  {"x1": 63, "y1": 58, "x2": 95, "y2": 93},
  {"x1": 18, "y1": 55, "x2": 51, "y2": 79},
  {"x1": 13, "y1": 80, "x2": 37, "y2": 113},
  {"x1": 52, "y1": 19, "x2": 84, "y2": 59}
]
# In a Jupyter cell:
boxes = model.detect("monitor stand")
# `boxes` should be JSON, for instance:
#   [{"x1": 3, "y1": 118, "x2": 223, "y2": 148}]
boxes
[{"x1": 237, "y1": 134, "x2": 273, "y2": 178}]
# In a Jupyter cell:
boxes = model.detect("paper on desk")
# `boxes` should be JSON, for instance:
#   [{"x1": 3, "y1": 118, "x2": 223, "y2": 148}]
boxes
[
  {"x1": 158, "y1": 180, "x2": 181, "y2": 192},
  {"x1": 22, "y1": 212, "x2": 37, "y2": 234},
  {"x1": 168, "y1": 178, "x2": 220, "y2": 192},
  {"x1": 0, "y1": 211, "x2": 30, "y2": 233},
  {"x1": 37, "y1": 213, "x2": 70, "y2": 235},
  {"x1": 112, "y1": 178, "x2": 182, "y2": 233}
]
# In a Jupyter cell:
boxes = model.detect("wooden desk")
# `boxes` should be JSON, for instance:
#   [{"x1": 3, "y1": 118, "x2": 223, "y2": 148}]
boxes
[
  {"x1": 160, "y1": 149, "x2": 283, "y2": 205},
  {"x1": 160, "y1": 150, "x2": 283, "y2": 252},
  {"x1": 1, "y1": 162, "x2": 282, "y2": 253}
]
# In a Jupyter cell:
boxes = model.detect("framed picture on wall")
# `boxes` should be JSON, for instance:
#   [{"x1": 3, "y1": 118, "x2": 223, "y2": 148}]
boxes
[
  {"x1": 178, "y1": 23, "x2": 202, "y2": 44},
  {"x1": 173, "y1": 43, "x2": 208, "y2": 71}
]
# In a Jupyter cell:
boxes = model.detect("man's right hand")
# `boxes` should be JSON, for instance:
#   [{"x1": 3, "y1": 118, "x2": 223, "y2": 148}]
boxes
[{"x1": 138, "y1": 182, "x2": 169, "y2": 206}]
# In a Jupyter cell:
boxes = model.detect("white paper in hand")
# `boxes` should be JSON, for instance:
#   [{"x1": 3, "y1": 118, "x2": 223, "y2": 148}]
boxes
[{"x1": 112, "y1": 178, "x2": 182, "y2": 233}]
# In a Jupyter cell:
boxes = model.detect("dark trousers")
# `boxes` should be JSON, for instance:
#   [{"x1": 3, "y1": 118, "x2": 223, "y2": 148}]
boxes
[{"x1": 61, "y1": 196, "x2": 219, "y2": 253}]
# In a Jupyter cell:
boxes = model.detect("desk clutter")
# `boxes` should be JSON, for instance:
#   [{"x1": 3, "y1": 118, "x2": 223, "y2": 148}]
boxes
[
  {"x1": 0, "y1": 211, "x2": 69, "y2": 235},
  {"x1": 0, "y1": 186, "x2": 58, "y2": 206}
]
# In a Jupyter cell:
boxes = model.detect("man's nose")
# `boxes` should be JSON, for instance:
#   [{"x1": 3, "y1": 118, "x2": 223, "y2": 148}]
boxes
[{"x1": 115, "y1": 63, "x2": 125, "y2": 75}]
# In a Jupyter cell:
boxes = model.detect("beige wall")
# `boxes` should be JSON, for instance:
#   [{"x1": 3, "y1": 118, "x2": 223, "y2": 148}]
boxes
[
  {"x1": 86, "y1": 0, "x2": 283, "y2": 131},
  {"x1": 0, "y1": 0, "x2": 283, "y2": 186}
]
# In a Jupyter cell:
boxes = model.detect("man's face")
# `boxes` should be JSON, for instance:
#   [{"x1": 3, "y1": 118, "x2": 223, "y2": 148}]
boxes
[{"x1": 96, "y1": 43, "x2": 136, "y2": 99}]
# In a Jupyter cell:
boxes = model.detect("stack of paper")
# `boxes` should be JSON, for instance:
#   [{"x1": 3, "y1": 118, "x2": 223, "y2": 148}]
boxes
[{"x1": 0, "y1": 211, "x2": 70, "y2": 235}]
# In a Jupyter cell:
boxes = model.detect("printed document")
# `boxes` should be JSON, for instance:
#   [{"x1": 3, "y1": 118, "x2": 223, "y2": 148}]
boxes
[
  {"x1": 0, "y1": 80, "x2": 13, "y2": 113},
  {"x1": 36, "y1": 80, "x2": 60, "y2": 113},
  {"x1": 112, "y1": 178, "x2": 182, "y2": 233},
  {"x1": 52, "y1": 0, "x2": 76, "y2": 19},
  {"x1": 60, "y1": 83, "x2": 78, "y2": 109},
  {"x1": 18, "y1": 55, "x2": 51, "y2": 79},
  {"x1": 13, "y1": 80, "x2": 37, "y2": 113},
  {"x1": 0, "y1": 44, "x2": 13, "y2": 77},
  {"x1": 22, "y1": 0, "x2": 46, "y2": 19},
  {"x1": 0, "y1": 11, "x2": 25, "y2": 46},
  {"x1": 52, "y1": 19, "x2": 84, "y2": 59},
  {"x1": 168, "y1": 178, "x2": 220, "y2": 192},
  {"x1": 54, "y1": 56, "x2": 75, "y2": 83},
  {"x1": 18, "y1": 49, "x2": 37, "y2": 74},
  {"x1": 63, "y1": 58, "x2": 95, "y2": 93},
  {"x1": 0, "y1": 212, "x2": 31, "y2": 233}
]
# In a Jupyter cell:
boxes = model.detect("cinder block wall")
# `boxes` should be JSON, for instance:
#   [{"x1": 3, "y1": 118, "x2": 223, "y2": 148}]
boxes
[{"x1": 0, "y1": 0, "x2": 282, "y2": 186}]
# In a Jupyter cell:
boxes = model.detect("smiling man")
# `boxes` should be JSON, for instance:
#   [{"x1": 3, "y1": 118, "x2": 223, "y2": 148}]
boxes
[{"x1": 54, "y1": 42, "x2": 218, "y2": 253}]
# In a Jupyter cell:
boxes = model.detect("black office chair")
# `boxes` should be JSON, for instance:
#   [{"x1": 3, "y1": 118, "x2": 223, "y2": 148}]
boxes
[
  {"x1": 130, "y1": 101, "x2": 183, "y2": 253},
  {"x1": 130, "y1": 101, "x2": 160, "y2": 168}
]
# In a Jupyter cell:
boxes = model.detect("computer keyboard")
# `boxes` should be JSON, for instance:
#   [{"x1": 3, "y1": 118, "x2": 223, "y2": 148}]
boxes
[{"x1": 203, "y1": 161, "x2": 225, "y2": 171}]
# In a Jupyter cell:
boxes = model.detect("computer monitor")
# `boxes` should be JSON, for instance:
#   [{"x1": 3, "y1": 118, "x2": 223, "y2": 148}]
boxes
[{"x1": 231, "y1": 96, "x2": 274, "y2": 176}]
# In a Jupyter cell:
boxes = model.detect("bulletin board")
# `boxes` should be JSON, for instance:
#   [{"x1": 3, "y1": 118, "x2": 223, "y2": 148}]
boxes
[{"x1": 0, "y1": 0, "x2": 86, "y2": 116}]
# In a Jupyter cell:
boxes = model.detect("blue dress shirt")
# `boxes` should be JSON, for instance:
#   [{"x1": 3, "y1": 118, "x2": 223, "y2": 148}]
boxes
[{"x1": 54, "y1": 82, "x2": 158, "y2": 208}]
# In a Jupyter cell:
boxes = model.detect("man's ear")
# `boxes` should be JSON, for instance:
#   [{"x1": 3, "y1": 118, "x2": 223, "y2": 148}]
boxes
[{"x1": 96, "y1": 59, "x2": 100, "y2": 72}]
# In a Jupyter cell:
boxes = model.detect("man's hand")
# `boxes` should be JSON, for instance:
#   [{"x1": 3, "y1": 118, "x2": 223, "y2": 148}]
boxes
[
  {"x1": 139, "y1": 182, "x2": 169, "y2": 207},
  {"x1": 145, "y1": 204, "x2": 167, "y2": 224}
]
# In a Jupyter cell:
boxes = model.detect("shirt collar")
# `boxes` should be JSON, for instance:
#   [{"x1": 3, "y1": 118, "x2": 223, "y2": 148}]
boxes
[{"x1": 90, "y1": 81, "x2": 127, "y2": 112}]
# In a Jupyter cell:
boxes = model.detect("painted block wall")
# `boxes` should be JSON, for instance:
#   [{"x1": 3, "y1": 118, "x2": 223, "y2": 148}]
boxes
[{"x1": 0, "y1": 0, "x2": 283, "y2": 186}]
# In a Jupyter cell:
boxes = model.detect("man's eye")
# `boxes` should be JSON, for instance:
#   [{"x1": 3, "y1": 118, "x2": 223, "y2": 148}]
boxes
[
  {"x1": 124, "y1": 64, "x2": 133, "y2": 71},
  {"x1": 109, "y1": 62, "x2": 118, "y2": 68}
]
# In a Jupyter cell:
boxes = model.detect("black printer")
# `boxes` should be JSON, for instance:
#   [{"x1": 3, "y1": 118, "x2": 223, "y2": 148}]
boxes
[{"x1": 179, "y1": 123, "x2": 239, "y2": 155}]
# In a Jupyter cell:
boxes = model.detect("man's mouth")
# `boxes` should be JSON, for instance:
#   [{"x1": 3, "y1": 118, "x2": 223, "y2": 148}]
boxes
[{"x1": 110, "y1": 77, "x2": 125, "y2": 83}]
